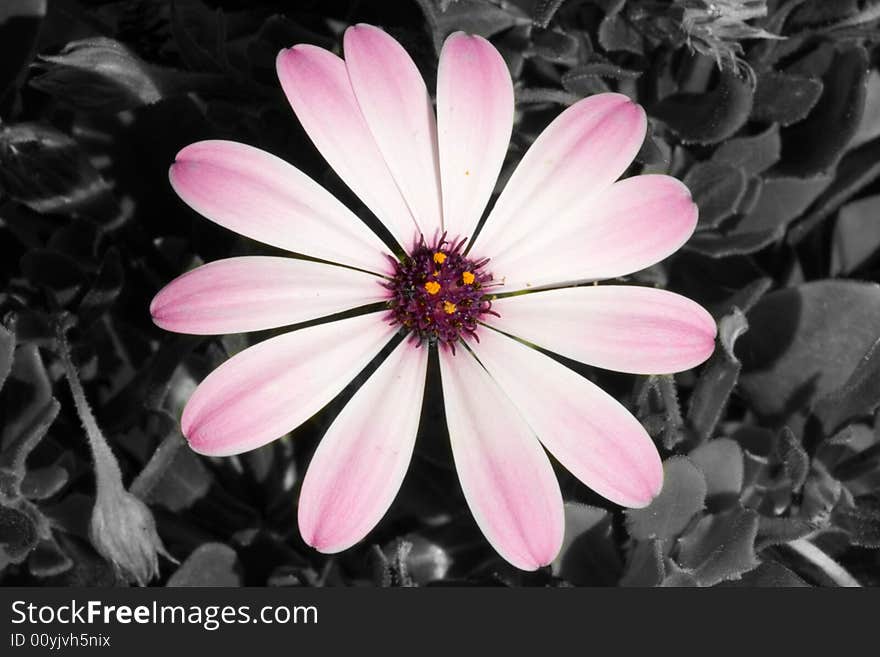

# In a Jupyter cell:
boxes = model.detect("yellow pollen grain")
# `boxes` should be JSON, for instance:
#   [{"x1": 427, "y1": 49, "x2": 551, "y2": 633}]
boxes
[
  {"x1": 424, "y1": 281, "x2": 441, "y2": 295},
  {"x1": 443, "y1": 301, "x2": 457, "y2": 314},
  {"x1": 462, "y1": 271, "x2": 475, "y2": 285},
  {"x1": 433, "y1": 252, "x2": 447, "y2": 264},
  {"x1": 432, "y1": 270, "x2": 440, "y2": 277}
]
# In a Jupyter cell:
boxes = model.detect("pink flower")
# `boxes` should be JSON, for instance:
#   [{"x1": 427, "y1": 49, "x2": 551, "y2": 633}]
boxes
[{"x1": 150, "y1": 24, "x2": 717, "y2": 570}]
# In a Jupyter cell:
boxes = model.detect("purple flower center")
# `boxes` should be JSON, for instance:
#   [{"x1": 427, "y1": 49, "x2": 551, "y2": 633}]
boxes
[{"x1": 384, "y1": 236, "x2": 497, "y2": 350}]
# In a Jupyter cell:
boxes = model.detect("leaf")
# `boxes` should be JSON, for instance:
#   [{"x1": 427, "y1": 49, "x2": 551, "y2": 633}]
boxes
[
  {"x1": 597, "y1": 14, "x2": 643, "y2": 55},
  {"x1": 20, "y1": 465, "x2": 68, "y2": 500},
  {"x1": 737, "y1": 281, "x2": 880, "y2": 422},
  {"x1": 528, "y1": 28, "x2": 579, "y2": 64},
  {"x1": 755, "y1": 516, "x2": 815, "y2": 550},
  {"x1": 657, "y1": 375, "x2": 684, "y2": 450},
  {"x1": 31, "y1": 38, "x2": 166, "y2": 113},
  {"x1": 626, "y1": 458, "x2": 707, "y2": 541},
  {"x1": 652, "y1": 71, "x2": 754, "y2": 145},
  {"x1": 167, "y1": 543, "x2": 242, "y2": 587},
  {"x1": 736, "y1": 177, "x2": 763, "y2": 215},
  {"x1": 0, "y1": 320, "x2": 14, "y2": 393},
  {"x1": 778, "y1": 427, "x2": 809, "y2": 492},
  {"x1": 147, "y1": 447, "x2": 212, "y2": 512},
  {"x1": 789, "y1": 0, "x2": 860, "y2": 28},
  {"x1": 0, "y1": 399, "x2": 59, "y2": 496},
  {"x1": 533, "y1": 0, "x2": 568, "y2": 28},
  {"x1": 827, "y1": 427, "x2": 880, "y2": 493},
  {"x1": 789, "y1": 136, "x2": 880, "y2": 243},
  {"x1": 387, "y1": 534, "x2": 451, "y2": 584},
  {"x1": 720, "y1": 561, "x2": 809, "y2": 587},
  {"x1": 517, "y1": 87, "x2": 580, "y2": 106},
  {"x1": 19, "y1": 249, "x2": 86, "y2": 307},
  {"x1": 0, "y1": 0, "x2": 46, "y2": 105},
  {"x1": 0, "y1": 122, "x2": 114, "y2": 216},
  {"x1": 619, "y1": 540, "x2": 665, "y2": 587},
  {"x1": 633, "y1": 121, "x2": 668, "y2": 166},
  {"x1": 431, "y1": 0, "x2": 528, "y2": 39},
  {"x1": 659, "y1": 561, "x2": 699, "y2": 587},
  {"x1": 752, "y1": 71, "x2": 823, "y2": 126},
  {"x1": 562, "y1": 62, "x2": 642, "y2": 85},
  {"x1": 0, "y1": 499, "x2": 46, "y2": 564},
  {"x1": 27, "y1": 538, "x2": 73, "y2": 578},
  {"x1": 685, "y1": 161, "x2": 747, "y2": 229},
  {"x1": 373, "y1": 540, "x2": 416, "y2": 587},
  {"x1": 170, "y1": 1, "x2": 224, "y2": 73},
  {"x1": 851, "y1": 70, "x2": 880, "y2": 148},
  {"x1": 831, "y1": 504, "x2": 880, "y2": 548},
  {"x1": 777, "y1": 47, "x2": 870, "y2": 177},
  {"x1": 687, "y1": 227, "x2": 782, "y2": 258},
  {"x1": 688, "y1": 309, "x2": 747, "y2": 442},
  {"x1": 1, "y1": 344, "x2": 52, "y2": 453},
  {"x1": 734, "y1": 175, "x2": 832, "y2": 234},
  {"x1": 689, "y1": 439, "x2": 744, "y2": 511},
  {"x1": 44, "y1": 534, "x2": 116, "y2": 586},
  {"x1": 812, "y1": 337, "x2": 880, "y2": 434},
  {"x1": 830, "y1": 195, "x2": 880, "y2": 275},
  {"x1": 552, "y1": 503, "x2": 621, "y2": 585},
  {"x1": 712, "y1": 276, "x2": 772, "y2": 319},
  {"x1": 712, "y1": 124, "x2": 781, "y2": 176},
  {"x1": 677, "y1": 507, "x2": 760, "y2": 586},
  {"x1": 801, "y1": 462, "x2": 842, "y2": 525},
  {"x1": 78, "y1": 248, "x2": 124, "y2": 324}
]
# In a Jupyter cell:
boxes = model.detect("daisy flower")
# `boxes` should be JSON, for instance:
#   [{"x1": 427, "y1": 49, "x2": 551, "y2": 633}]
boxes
[{"x1": 150, "y1": 24, "x2": 717, "y2": 570}]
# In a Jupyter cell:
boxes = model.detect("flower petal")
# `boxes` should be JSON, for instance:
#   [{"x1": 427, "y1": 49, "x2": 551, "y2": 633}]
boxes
[
  {"x1": 182, "y1": 313, "x2": 394, "y2": 456},
  {"x1": 492, "y1": 175, "x2": 698, "y2": 292},
  {"x1": 488, "y1": 286, "x2": 716, "y2": 374},
  {"x1": 471, "y1": 93, "x2": 646, "y2": 259},
  {"x1": 298, "y1": 340, "x2": 428, "y2": 553},
  {"x1": 276, "y1": 45, "x2": 418, "y2": 247},
  {"x1": 470, "y1": 329, "x2": 662, "y2": 507},
  {"x1": 150, "y1": 256, "x2": 386, "y2": 335},
  {"x1": 437, "y1": 32, "x2": 513, "y2": 242},
  {"x1": 169, "y1": 140, "x2": 391, "y2": 274},
  {"x1": 343, "y1": 24, "x2": 443, "y2": 237},
  {"x1": 439, "y1": 347, "x2": 563, "y2": 570}
]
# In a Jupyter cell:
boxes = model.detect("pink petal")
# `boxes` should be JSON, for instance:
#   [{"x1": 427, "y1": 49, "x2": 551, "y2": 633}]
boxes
[
  {"x1": 182, "y1": 313, "x2": 394, "y2": 456},
  {"x1": 276, "y1": 45, "x2": 419, "y2": 247},
  {"x1": 150, "y1": 256, "x2": 386, "y2": 335},
  {"x1": 471, "y1": 93, "x2": 646, "y2": 258},
  {"x1": 488, "y1": 286, "x2": 717, "y2": 374},
  {"x1": 343, "y1": 24, "x2": 443, "y2": 238},
  {"x1": 169, "y1": 140, "x2": 391, "y2": 274},
  {"x1": 439, "y1": 347, "x2": 563, "y2": 570},
  {"x1": 470, "y1": 329, "x2": 662, "y2": 507},
  {"x1": 436, "y1": 32, "x2": 513, "y2": 242},
  {"x1": 492, "y1": 175, "x2": 698, "y2": 292},
  {"x1": 298, "y1": 341, "x2": 428, "y2": 553}
]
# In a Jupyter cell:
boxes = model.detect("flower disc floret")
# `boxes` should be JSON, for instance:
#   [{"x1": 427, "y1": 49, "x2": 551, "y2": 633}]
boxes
[{"x1": 385, "y1": 236, "x2": 496, "y2": 348}]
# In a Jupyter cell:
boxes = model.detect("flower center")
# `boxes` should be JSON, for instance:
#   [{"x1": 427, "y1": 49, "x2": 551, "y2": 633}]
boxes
[{"x1": 385, "y1": 236, "x2": 497, "y2": 349}]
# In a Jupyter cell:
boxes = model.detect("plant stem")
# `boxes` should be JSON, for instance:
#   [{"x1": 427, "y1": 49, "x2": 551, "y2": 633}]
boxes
[
  {"x1": 55, "y1": 321, "x2": 124, "y2": 496},
  {"x1": 129, "y1": 424, "x2": 184, "y2": 500},
  {"x1": 788, "y1": 538, "x2": 861, "y2": 587}
]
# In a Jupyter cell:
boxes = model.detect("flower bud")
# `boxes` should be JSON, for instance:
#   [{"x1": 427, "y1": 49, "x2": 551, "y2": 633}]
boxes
[
  {"x1": 31, "y1": 37, "x2": 164, "y2": 113},
  {"x1": 90, "y1": 483, "x2": 171, "y2": 586}
]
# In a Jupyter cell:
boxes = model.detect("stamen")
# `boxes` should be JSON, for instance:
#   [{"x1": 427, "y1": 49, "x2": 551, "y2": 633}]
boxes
[{"x1": 386, "y1": 235, "x2": 496, "y2": 349}]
